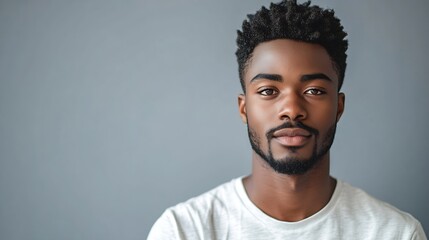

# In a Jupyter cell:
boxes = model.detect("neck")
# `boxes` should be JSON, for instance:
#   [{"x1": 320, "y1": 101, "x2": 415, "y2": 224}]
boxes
[{"x1": 243, "y1": 152, "x2": 336, "y2": 222}]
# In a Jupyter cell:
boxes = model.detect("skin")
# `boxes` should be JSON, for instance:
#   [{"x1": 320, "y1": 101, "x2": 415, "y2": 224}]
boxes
[{"x1": 238, "y1": 39, "x2": 345, "y2": 222}]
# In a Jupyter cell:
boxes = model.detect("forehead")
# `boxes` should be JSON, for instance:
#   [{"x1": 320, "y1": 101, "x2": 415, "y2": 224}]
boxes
[{"x1": 245, "y1": 39, "x2": 338, "y2": 86}]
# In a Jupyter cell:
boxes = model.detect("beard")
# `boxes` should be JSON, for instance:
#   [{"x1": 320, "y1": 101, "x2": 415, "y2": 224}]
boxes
[{"x1": 247, "y1": 121, "x2": 337, "y2": 175}]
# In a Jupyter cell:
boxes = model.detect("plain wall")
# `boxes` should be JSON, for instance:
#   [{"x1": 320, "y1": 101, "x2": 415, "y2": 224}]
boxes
[{"x1": 1, "y1": 0, "x2": 428, "y2": 239}]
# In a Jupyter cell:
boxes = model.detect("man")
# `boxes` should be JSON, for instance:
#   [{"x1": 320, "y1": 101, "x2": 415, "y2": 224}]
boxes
[{"x1": 148, "y1": 1, "x2": 427, "y2": 239}]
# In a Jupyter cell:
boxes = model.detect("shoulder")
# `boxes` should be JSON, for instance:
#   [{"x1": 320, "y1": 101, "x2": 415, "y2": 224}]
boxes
[
  {"x1": 147, "y1": 178, "x2": 241, "y2": 240},
  {"x1": 175, "y1": 177, "x2": 238, "y2": 212},
  {"x1": 338, "y1": 181, "x2": 414, "y2": 220},
  {"x1": 336, "y1": 181, "x2": 426, "y2": 239}
]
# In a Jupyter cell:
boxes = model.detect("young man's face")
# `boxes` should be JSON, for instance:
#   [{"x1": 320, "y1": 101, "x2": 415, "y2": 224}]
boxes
[{"x1": 238, "y1": 39, "x2": 345, "y2": 175}]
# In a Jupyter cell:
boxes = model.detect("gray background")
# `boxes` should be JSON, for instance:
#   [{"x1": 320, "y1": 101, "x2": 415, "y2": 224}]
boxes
[{"x1": 1, "y1": 0, "x2": 428, "y2": 239}]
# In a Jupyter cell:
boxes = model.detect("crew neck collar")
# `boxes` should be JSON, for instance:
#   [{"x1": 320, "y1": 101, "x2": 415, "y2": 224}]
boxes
[{"x1": 234, "y1": 176, "x2": 342, "y2": 231}]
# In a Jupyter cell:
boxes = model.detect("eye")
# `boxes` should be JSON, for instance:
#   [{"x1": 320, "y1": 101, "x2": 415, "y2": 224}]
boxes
[
  {"x1": 305, "y1": 88, "x2": 326, "y2": 95},
  {"x1": 258, "y1": 88, "x2": 278, "y2": 96}
]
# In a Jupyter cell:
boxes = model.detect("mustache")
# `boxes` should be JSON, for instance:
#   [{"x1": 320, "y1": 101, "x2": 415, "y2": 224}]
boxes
[{"x1": 266, "y1": 121, "x2": 319, "y2": 140}]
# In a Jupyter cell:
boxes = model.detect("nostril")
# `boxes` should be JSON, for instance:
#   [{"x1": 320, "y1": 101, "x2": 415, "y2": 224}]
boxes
[
  {"x1": 277, "y1": 95, "x2": 308, "y2": 121},
  {"x1": 280, "y1": 114, "x2": 291, "y2": 121},
  {"x1": 278, "y1": 109, "x2": 307, "y2": 121}
]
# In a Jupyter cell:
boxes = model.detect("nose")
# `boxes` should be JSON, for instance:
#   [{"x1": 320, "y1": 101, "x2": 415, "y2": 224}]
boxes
[{"x1": 277, "y1": 92, "x2": 307, "y2": 121}]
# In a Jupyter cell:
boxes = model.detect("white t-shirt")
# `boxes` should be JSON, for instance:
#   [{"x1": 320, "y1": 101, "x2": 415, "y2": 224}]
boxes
[{"x1": 147, "y1": 177, "x2": 427, "y2": 240}]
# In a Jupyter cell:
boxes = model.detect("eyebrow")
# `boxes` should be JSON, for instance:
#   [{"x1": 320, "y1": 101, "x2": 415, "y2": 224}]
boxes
[
  {"x1": 250, "y1": 73, "x2": 332, "y2": 83},
  {"x1": 301, "y1": 73, "x2": 332, "y2": 82},
  {"x1": 250, "y1": 73, "x2": 282, "y2": 83}
]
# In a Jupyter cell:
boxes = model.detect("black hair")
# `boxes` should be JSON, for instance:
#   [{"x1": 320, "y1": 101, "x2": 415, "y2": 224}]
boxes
[{"x1": 236, "y1": 0, "x2": 348, "y2": 92}]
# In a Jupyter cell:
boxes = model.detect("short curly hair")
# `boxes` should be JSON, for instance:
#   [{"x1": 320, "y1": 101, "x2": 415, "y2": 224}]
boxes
[{"x1": 236, "y1": 0, "x2": 348, "y2": 92}]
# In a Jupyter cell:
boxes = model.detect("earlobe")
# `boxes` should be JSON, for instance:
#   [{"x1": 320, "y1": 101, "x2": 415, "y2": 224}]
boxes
[
  {"x1": 238, "y1": 94, "x2": 247, "y2": 124},
  {"x1": 336, "y1": 93, "x2": 345, "y2": 122}
]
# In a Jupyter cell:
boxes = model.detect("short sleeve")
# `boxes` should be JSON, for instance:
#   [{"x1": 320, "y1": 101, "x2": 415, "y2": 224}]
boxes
[
  {"x1": 411, "y1": 221, "x2": 427, "y2": 240},
  {"x1": 147, "y1": 209, "x2": 181, "y2": 240}
]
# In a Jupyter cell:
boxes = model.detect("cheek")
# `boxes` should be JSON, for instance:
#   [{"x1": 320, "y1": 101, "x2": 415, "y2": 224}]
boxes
[
  {"x1": 312, "y1": 94, "x2": 338, "y2": 115},
  {"x1": 314, "y1": 105, "x2": 337, "y2": 122},
  {"x1": 309, "y1": 101, "x2": 339, "y2": 134},
  {"x1": 246, "y1": 100, "x2": 276, "y2": 135}
]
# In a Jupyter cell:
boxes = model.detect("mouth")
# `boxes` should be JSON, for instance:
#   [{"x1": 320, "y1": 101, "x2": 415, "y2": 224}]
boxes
[{"x1": 272, "y1": 128, "x2": 312, "y2": 147}]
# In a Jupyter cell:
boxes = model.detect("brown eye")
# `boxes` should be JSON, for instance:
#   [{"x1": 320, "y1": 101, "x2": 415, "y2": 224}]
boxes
[
  {"x1": 259, "y1": 88, "x2": 278, "y2": 96},
  {"x1": 305, "y1": 89, "x2": 325, "y2": 95}
]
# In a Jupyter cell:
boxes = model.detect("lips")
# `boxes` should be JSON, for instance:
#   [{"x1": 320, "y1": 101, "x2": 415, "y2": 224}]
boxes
[{"x1": 272, "y1": 128, "x2": 312, "y2": 147}]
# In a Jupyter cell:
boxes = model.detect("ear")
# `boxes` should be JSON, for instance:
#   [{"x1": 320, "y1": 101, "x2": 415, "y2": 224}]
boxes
[
  {"x1": 336, "y1": 92, "x2": 345, "y2": 122},
  {"x1": 238, "y1": 94, "x2": 247, "y2": 124}
]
